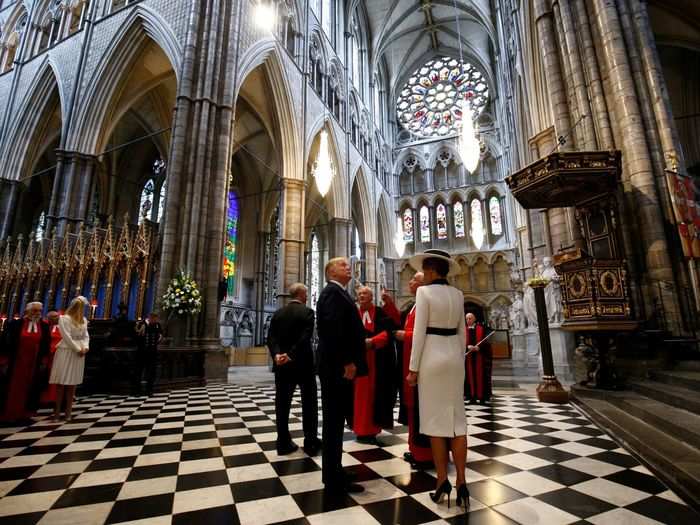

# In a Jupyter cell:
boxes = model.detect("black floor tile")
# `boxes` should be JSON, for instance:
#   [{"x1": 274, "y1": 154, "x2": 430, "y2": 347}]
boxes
[
  {"x1": 223, "y1": 452, "x2": 268, "y2": 468},
  {"x1": 626, "y1": 496, "x2": 699, "y2": 524},
  {"x1": 445, "y1": 507, "x2": 519, "y2": 525},
  {"x1": 385, "y1": 471, "x2": 437, "y2": 494},
  {"x1": 536, "y1": 488, "x2": 615, "y2": 518},
  {"x1": 52, "y1": 482, "x2": 122, "y2": 509},
  {"x1": 84, "y1": 456, "x2": 137, "y2": 472},
  {"x1": 525, "y1": 447, "x2": 578, "y2": 464},
  {"x1": 9, "y1": 474, "x2": 78, "y2": 495},
  {"x1": 176, "y1": 469, "x2": 229, "y2": 491},
  {"x1": 106, "y1": 493, "x2": 174, "y2": 523},
  {"x1": 272, "y1": 457, "x2": 322, "y2": 476},
  {"x1": 230, "y1": 477, "x2": 288, "y2": 503},
  {"x1": 466, "y1": 479, "x2": 526, "y2": 506},
  {"x1": 180, "y1": 447, "x2": 223, "y2": 462},
  {"x1": 348, "y1": 448, "x2": 395, "y2": 463},
  {"x1": 468, "y1": 459, "x2": 521, "y2": 477},
  {"x1": 0, "y1": 512, "x2": 45, "y2": 525},
  {"x1": 140, "y1": 442, "x2": 182, "y2": 454},
  {"x1": 469, "y1": 444, "x2": 518, "y2": 457},
  {"x1": 292, "y1": 488, "x2": 357, "y2": 515},
  {"x1": 364, "y1": 495, "x2": 440, "y2": 525},
  {"x1": 530, "y1": 464, "x2": 595, "y2": 486},
  {"x1": 603, "y1": 469, "x2": 666, "y2": 494},
  {"x1": 587, "y1": 451, "x2": 639, "y2": 468},
  {"x1": 126, "y1": 462, "x2": 179, "y2": 481},
  {"x1": 577, "y1": 437, "x2": 618, "y2": 451},
  {"x1": 173, "y1": 504, "x2": 240, "y2": 525}
]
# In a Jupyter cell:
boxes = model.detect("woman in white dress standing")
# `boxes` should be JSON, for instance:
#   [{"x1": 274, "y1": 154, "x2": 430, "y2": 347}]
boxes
[
  {"x1": 50, "y1": 296, "x2": 90, "y2": 421},
  {"x1": 406, "y1": 250, "x2": 468, "y2": 510}
]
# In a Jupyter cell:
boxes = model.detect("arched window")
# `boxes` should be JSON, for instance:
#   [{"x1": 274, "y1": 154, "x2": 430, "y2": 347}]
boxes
[
  {"x1": 489, "y1": 195, "x2": 503, "y2": 236},
  {"x1": 419, "y1": 206, "x2": 430, "y2": 243},
  {"x1": 470, "y1": 198, "x2": 484, "y2": 249},
  {"x1": 436, "y1": 203, "x2": 447, "y2": 240},
  {"x1": 402, "y1": 208, "x2": 413, "y2": 242},
  {"x1": 396, "y1": 56, "x2": 489, "y2": 138},
  {"x1": 34, "y1": 211, "x2": 47, "y2": 242},
  {"x1": 223, "y1": 189, "x2": 239, "y2": 299},
  {"x1": 351, "y1": 20, "x2": 361, "y2": 92},
  {"x1": 309, "y1": 231, "x2": 321, "y2": 307},
  {"x1": 139, "y1": 179, "x2": 156, "y2": 225},
  {"x1": 353, "y1": 225, "x2": 362, "y2": 259},
  {"x1": 322, "y1": 0, "x2": 334, "y2": 41},
  {"x1": 454, "y1": 201, "x2": 465, "y2": 238}
]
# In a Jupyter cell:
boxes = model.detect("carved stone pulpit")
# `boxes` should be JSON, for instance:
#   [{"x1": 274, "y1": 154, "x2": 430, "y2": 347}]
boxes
[{"x1": 506, "y1": 151, "x2": 636, "y2": 391}]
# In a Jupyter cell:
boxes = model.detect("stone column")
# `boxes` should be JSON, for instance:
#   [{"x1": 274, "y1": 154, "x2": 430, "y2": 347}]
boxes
[
  {"x1": 363, "y1": 242, "x2": 377, "y2": 292},
  {"x1": 329, "y1": 218, "x2": 352, "y2": 258},
  {"x1": 49, "y1": 151, "x2": 95, "y2": 235},
  {"x1": 279, "y1": 178, "x2": 305, "y2": 303},
  {"x1": 0, "y1": 180, "x2": 19, "y2": 239},
  {"x1": 425, "y1": 168, "x2": 435, "y2": 192},
  {"x1": 154, "y1": 0, "x2": 239, "y2": 379},
  {"x1": 590, "y1": 0, "x2": 681, "y2": 328}
]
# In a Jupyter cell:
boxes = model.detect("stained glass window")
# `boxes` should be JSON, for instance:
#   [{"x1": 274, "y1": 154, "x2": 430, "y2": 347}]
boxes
[
  {"x1": 419, "y1": 206, "x2": 430, "y2": 243},
  {"x1": 223, "y1": 189, "x2": 239, "y2": 298},
  {"x1": 34, "y1": 211, "x2": 46, "y2": 242},
  {"x1": 139, "y1": 179, "x2": 155, "y2": 225},
  {"x1": 310, "y1": 232, "x2": 320, "y2": 307},
  {"x1": 454, "y1": 201, "x2": 465, "y2": 238},
  {"x1": 489, "y1": 196, "x2": 503, "y2": 236},
  {"x1": 396, "y1": 56, "x2": 489, "y2": 138},
  {"x1": 470, "y1": 199, "x2": 484, "y2": 249},
  {"x1": 436, "y1": 203, "x2": 447, "y2": 240},
  {"x1": 157, "y1": 179, "x2": 167, "y2": 223},
  {"x1": 403, "y1": 208, "x2": 413, "y2": 241}
]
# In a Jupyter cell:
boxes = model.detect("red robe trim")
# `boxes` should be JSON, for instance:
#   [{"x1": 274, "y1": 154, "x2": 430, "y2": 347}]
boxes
[
  {"x1": 353, "y1": 305, "x2": 389, "y2": 437},
  {"x1": 2, "y1": 320, "x2": 43, "y2": 421}
]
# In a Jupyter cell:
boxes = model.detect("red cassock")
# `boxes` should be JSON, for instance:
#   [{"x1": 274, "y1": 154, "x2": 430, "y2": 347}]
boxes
[
  {"x1": 2, "y1": 320, "x2": 44, "y2": 421},
  {"x1": 384, "y1": 301, "x2": 432, "y2": 462},
  {"x1": 40, "y1": 324, "x2": 62, "y2": 404},
  {"x1": 353, "y1": 305, "x2": 390, "y2": 437},
  {"x1": 465, "y1": 324, "x2": 492, "y2": 402}
]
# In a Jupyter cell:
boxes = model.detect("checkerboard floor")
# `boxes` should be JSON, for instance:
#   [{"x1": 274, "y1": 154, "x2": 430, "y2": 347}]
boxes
[{"x1": 0, "y1": 383, "x2": 698, "y2": 525}]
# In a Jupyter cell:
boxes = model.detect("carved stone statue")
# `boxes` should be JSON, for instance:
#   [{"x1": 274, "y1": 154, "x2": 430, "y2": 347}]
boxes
[
  {"x1": 523, "y1": 285, "x2": 537, "y2": 327},
  {"x1": 510, "y1": 292, "x2": 526, "y2": 332},
  {"x1": 240, "y1": 313, "x2": 254, "y2": 336},
  {"x1": 542, "y1": 256, "x2": 563, "y2": 324},
  {"x1": 488, "y1": 304, "x2": 509, "y2": 330}
]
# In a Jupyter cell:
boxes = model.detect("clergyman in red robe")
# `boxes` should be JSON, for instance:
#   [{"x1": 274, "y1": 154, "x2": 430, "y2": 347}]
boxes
[
  {"x1": 40, "y1": 311, "x2": 62, "y2": 405},
  {"x1": 383, "y1": 273, "x2": 433, "y2": 467},
  {"x1": 0, "y1": 302, "x2": 50, "y2": 423},
  {"x1": 464, "y1": 313, "x2": 493, "y2": 404},
  {"x1": 353, "y1": 286, "x2": 396, "y2": 443}
]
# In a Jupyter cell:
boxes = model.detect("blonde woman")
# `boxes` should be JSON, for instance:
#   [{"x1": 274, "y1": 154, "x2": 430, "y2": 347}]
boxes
[{"x1": 49, "y1": 297, "x2": 90, "y2": 421}]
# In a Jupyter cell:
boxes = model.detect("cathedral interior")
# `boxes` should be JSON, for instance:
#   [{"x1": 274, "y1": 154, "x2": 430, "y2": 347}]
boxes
[{"x1": 0, "y1": 0, "x2": 699, "y2": 523}]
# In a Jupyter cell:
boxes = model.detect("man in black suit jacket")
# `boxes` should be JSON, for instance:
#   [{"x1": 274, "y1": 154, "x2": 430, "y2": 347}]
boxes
[
  {"x1": 267, "y1": 283, "x2": 321, "y2": 456},
  {"x1": 316, "y1": 257, "x2": 366, "y2": 494}
]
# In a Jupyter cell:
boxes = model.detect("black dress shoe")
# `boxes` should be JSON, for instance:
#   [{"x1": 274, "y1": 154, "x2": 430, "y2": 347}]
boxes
[
  {"x1": 304, "y1": 439, "x2": 322, "y2": 456},
  {"x1": 356, "y1": 436, "x2": 378, "y2": 445},
  {"x1": 403, "y1": 451, "x2": 415, "y2": 463},
  {"x1": 276, "y1": 442, "x2": 299, "y2": 455}
]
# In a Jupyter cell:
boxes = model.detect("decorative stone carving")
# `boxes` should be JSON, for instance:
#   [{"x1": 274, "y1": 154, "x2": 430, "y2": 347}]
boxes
[
  {"x1": 542, "y1": 256, "x2": 563, "y2": 324},
  {"x1": 510, "y1": 291, "x2": 526, "y2": 332}
]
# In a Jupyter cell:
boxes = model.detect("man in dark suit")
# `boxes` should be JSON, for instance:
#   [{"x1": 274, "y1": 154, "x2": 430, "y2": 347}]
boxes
[
  {"x1": 316, "y1": 257, "x2": 366, "y2": 494},
  {"x1": 267, "y1": 283, "x2": 322, "y2": 456}
]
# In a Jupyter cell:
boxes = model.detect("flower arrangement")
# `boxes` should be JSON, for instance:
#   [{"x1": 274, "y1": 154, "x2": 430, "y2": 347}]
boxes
[
  {"x1": 527, "y1": 277, "x2": 550, "y2": 287},
  {"x1": 161, "y1": 270, "x2": 203, "y2": 316}
]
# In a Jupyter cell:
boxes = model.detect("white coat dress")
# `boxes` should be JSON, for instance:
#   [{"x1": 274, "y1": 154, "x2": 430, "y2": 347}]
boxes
[
  {"x1": 409, "y1": 282, "x2": 467, "y2": 437},
  {"x1": 49, "y1": 315, "x2": 89, "y2": 386}
]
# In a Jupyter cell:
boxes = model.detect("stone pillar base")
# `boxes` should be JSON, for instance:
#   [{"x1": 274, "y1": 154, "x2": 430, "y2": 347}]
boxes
[
  {"x1": 201, "y1": 343, "x2": 230, "y2": 382},
  {"x1": 550, "y1": 326, "x2": 576, "y2": 383},
  {"x1": 536, "y1": 375, "x2": 570, "y2": 404}
]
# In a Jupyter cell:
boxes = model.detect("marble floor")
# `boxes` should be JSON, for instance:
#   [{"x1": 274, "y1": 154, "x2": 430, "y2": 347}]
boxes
[{"x1": 0, "y1": 378, "x2": 697, "y2": 524}]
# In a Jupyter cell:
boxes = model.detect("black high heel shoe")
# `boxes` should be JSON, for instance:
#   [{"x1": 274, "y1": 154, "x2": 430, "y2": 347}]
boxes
[
  {"x1": 456, "y1": 483, "x2": 470, "y2": 510},
  {"x1": 429, "y1": 479, "x2": 452, "y2": 508}
]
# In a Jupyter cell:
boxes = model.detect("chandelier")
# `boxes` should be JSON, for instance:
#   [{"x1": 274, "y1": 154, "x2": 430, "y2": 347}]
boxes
[
  {"x1": 312, "y1": 130, "x2": 335, "y2": 197},
  {"x1": 393, "y1": 216, "x2": 406, "y2": 258},
  {"x1": 459, "y1": 102, "x2": 480, "y2": 173}
]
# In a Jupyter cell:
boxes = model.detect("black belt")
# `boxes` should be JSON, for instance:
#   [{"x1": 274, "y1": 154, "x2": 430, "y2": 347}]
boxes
[{"x1": 426, "y1": 327, "x2": 457, "y2": 336}]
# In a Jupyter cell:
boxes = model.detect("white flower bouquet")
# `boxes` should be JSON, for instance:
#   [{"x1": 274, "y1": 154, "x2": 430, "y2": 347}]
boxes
[{"x1": 161, "y1": 270, "x2": 203, "y2": 316}]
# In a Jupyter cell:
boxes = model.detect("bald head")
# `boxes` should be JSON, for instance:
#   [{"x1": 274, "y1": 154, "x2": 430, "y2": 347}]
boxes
[
  {"x1": 409, "y1": 272, "x2": 424, "y2": 295},
  {"x1": 357, "y1": 286, "x2": 374, "y2": 308}
]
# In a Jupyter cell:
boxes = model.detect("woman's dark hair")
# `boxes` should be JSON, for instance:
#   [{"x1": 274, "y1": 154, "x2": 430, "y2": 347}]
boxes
[{"x1": 422, "y1": 257, "x2": 450, "y2": 277}]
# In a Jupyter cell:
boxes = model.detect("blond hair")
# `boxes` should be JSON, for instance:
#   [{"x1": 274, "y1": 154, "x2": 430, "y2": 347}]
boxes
[
  {"x1": 65, "y1": 296, "x2": 88, "y2": 325},
  {"x1": 324, "y1": 257, "x2": 347, "y2": 279}
]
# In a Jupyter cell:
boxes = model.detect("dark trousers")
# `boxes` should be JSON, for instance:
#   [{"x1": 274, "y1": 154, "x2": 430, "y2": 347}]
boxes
[
  {"x1": 275, "y1": 364, "x2": 318, "y2": 447},
  {"x1": 320, "y1": 371, "x2": 353, "y2": 487},
  {"x1": 135, "y1": 349, "x2": 158, "y2": 395}
]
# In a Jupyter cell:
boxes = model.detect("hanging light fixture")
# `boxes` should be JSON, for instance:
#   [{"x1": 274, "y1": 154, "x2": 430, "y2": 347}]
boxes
[
  {"x1": 254, "y1": 1, "x2": 276, "y2": 32},
  {"x1": 459, "y1": 102, "x2": 480, "y2": 173},
  {"x1": 393, "y1": 216, "x2": 406, "y2": 258},
  {"x1": 312, "y1": 130, "x2": 335, "y2": 197}
]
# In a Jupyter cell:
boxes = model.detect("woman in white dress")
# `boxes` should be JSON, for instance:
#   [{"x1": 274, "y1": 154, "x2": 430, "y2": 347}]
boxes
[
  {"x1": 50, "y1": 296, "x2": 90, "y2": 421},
  {"x1": 406, "y1": 250, "x2": 468, "y2": 510}
]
